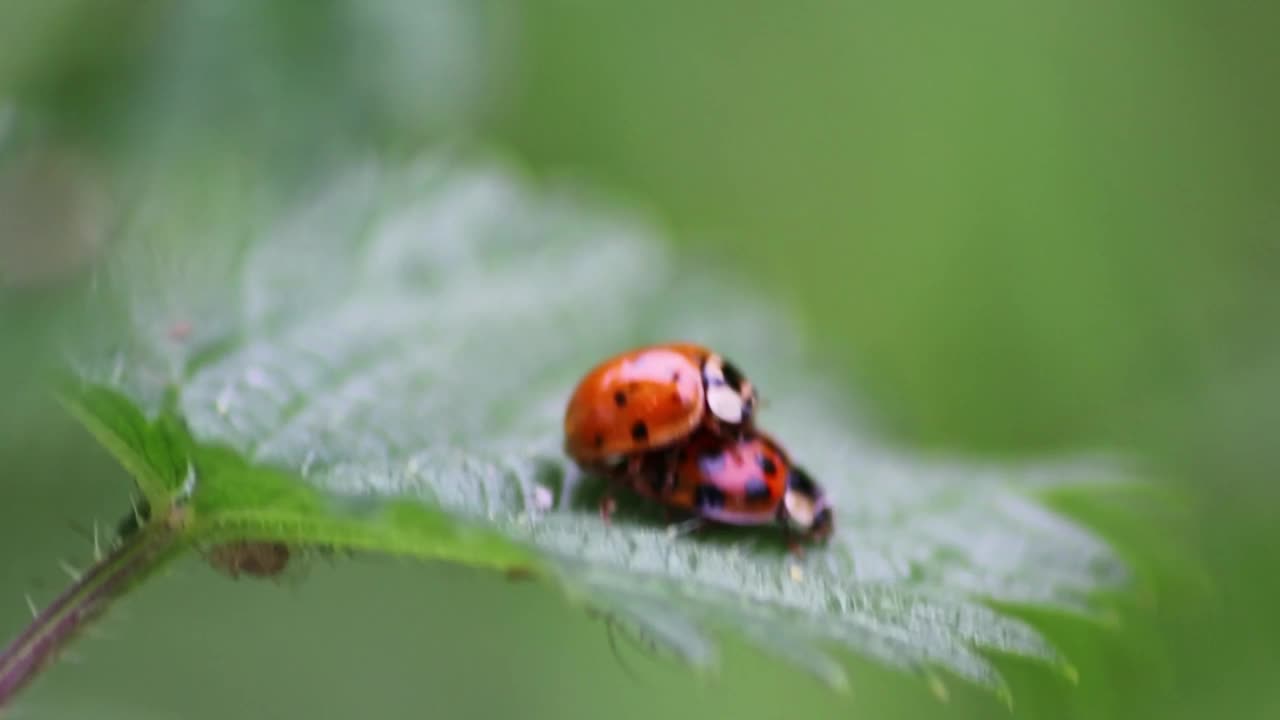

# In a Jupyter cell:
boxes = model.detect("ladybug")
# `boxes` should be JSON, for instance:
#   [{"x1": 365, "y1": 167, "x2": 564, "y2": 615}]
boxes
[
  {"x1": 631, "y1": 430, "x2": 834, "y2": 544},
  {"x1": 563, "y1": 342, "x2": 756, "y2": 476}
]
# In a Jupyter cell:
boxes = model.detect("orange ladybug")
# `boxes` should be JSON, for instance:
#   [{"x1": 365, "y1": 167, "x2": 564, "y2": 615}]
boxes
[
  {"x1": 632, "y1": 430, "x2": 833, "y2": 543},
  {"x1": 563, "y1": 342, "x2": 757, "y2": 476}
]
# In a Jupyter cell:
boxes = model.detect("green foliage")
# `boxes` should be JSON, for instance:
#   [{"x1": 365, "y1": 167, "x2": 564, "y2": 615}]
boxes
[
  {"x1": 64, "y1": 154, "x2": 1131, "y2": 696},
  {"x1": 0, "y1": 0, "x2": 501, "y2": 163}
]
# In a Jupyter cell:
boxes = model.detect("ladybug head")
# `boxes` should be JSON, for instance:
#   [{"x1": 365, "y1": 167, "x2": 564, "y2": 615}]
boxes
[
  {"x1": 781, "y1": 466, "x2": 833, "y2": 541},
  {"x1": 702, "y1": 355, "x2": 757, "y2": 428}
]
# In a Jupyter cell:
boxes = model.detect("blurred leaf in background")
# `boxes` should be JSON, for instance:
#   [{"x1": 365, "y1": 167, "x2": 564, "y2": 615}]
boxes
[
  {"x1": 0, "y1": 0, "x2": 512, "y2": 346},
  {"x1": 0, "y1": 0, "x2": 508, "y2": 166},
  {"x1": 1, "y1": 1, "x2": 1278, "y2": 719}
]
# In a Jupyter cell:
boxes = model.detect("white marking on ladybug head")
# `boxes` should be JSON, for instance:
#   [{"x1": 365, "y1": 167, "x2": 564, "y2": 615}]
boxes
[
  {"x1": 782, "y1": 487, "x2": 817, "y2": 531},
  {"x1": 703, "y1": 355, "x2": 726, "y2": 383},
  {"x1": 702, "y1": 354, "x2": 745, "y2": 424},
  {"x1": 604, "y1": 453, "x2": 626, "y2": 468},
  {"x1": 707, "y1": 384, "x2": 745, "y2": 424}
]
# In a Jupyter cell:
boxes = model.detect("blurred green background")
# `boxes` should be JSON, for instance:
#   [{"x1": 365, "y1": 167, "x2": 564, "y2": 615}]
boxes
[{"x1": 1, "y1": 2, "x2": 1276, "y2": 718}]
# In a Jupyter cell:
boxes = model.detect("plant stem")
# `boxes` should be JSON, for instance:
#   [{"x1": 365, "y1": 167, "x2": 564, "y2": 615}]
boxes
[{"x1": 0, "y1": 521, "x2": 181, "y2": 708}]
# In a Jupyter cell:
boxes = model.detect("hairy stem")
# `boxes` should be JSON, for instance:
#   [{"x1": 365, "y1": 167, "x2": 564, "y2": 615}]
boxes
[{"x1": 0, "y1": 521, "x2": 182, "y2": 708}]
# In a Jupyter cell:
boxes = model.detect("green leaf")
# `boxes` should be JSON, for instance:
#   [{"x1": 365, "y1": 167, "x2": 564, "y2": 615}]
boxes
[{"x1": 64, "y1": 153, "x2": 1130, "y2": 696}]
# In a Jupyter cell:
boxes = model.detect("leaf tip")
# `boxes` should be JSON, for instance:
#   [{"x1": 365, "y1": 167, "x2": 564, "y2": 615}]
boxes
[
  {"x1": 826, "y1": 670, "x2": 852, "y2": 695},
  {"x1": 1097, "y1": 607, "x2": 1124, "y2": 629},
  {"x1": 926, "y1": 673, "x2": 949, "y2": 703},
  {"x1": 996, "y1": 685, "x2": 1015, "y2": 712}
]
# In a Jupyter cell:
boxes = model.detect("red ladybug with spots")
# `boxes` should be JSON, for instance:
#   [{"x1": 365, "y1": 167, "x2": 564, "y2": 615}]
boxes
[
  {"x1": 631, "y1": 429, "x2": 833, "y2": 544},
  {"x1": 563, "y1": 342, "x2": 757, "y2": 478},
  {"x1": 564, "y1": 343, "x2": 833, "y2": 545}
]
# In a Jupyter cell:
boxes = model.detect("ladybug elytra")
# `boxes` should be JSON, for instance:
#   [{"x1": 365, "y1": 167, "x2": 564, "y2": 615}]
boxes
[
  {"x1": 632, "y1": 430, "x2": 833, "y2": 543},
  {"x1": 563, "y1": 342, "x2": 756, "y2": 475}
]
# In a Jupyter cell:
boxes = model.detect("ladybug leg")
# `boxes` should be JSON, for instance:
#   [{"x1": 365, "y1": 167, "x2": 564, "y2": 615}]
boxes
[
  {"x1": 661, "y1": 507, "x2": 693, "y2": 526},
  {"x1": 657, "y1": 447, "x2": 679, "y2": 492},
  {"x1": 666, "y1": 516, "x2": 705, "y2": 537},
  {"x1": 598, "y1": 494, "x2": 618, "y2": 526},
  {"x1": 782, "y1": 526, "x2": 805, "y2": 557}
]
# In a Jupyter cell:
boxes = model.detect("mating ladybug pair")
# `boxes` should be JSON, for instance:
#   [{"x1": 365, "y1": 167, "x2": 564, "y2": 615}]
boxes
[{"x1": 563, "y1": 342, "x2": 833, "y2": 545}]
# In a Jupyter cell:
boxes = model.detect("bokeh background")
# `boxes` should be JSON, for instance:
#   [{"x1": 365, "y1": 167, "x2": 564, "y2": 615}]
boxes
[{"x1": 1, "y1": 2, "x2": 1276, "y2": 718}]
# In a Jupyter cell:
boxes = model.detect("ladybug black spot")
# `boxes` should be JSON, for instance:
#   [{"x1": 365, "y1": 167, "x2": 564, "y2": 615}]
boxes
[
  {"x1": 631, "y1": 421, "x2": 649, "y2": 442},
  {"x1": 760, "y1": 455, "x2": 778, "y2": 477},
  {"x1": 722, "y1": 360, "x2": 745, "y2": 391},
  {"x1": 593, "y1": 433, "x2": 604, "y2": 449},
  {"x1": 697, "y1": 448, "x2": 726, "y2": 476},
  {"x1": 695, "y1": 484, "x2": 726, "y2": 509},
  {"x1": 613, "y1": 391, "x2": 627, "y2": 407},
  {"x1": 744, "y1": 477, "x2": 773, "y2": 504},
  {"x1": 788, "y1": 466, "x2": 818, "y2": 494}
]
